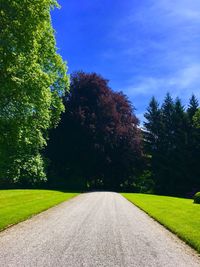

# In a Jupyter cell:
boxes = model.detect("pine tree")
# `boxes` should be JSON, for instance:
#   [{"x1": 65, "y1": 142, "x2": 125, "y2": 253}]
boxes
[
  {"x1": 156, "y1": 93, "x2": 175, "y2": 194},
  {"x1": 144, "y1": 97, "x2": 163, "y2": 193},
  {"x1": 187, "y1": 94, "x2": 199, "y2": 122},
  {"x1": 144, "y1": 97, "x2": 161, "y2": 154},
  {"x1": 144, "y1": 93, "x2": 200, "y2": 196},
  {"x1": 172, "y1": 98, "x2": 188, "y2": 195},
  {"x1": 187, "y1": 95, "x2": 200, "y2": 194}
]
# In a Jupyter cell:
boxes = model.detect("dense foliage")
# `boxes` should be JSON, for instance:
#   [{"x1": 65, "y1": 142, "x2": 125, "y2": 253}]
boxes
[
  {"x1": 194, "y1": 192, "x2": 200, "y2": 204},
  {"x1": 144, "y1": 94, "x2": 200, "y2": 196},
  {"x1": 45, "y1": 72, "x2": 143, "y2": 190},
  {"x1": 0, "y1": 0, "x2": 69, "y2": 187},
  {"x1": 1, "y1": 2, "x2": 200, "y2": 195}
]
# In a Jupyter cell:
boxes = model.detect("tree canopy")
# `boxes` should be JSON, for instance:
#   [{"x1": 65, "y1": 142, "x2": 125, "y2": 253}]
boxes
[
  {"x1": 0, "y1": 0, "x2": 69, "y2": 187},
  {"x1": 45, "y1": 72, "x2": 143, "y2": 191}
]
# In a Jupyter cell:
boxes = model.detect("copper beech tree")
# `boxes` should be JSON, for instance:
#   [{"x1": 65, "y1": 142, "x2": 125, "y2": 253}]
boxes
[{"x1": 46, "y1": 72, "x2": 143, "y2": 190}]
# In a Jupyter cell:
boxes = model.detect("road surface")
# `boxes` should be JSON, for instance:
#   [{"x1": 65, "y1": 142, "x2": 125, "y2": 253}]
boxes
[{"x1": 0, "y1": 192, "x2": 199, "y2": 267}]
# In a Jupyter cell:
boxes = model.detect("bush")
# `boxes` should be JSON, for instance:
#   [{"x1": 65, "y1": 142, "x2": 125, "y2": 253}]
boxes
[
  {"x1": 134, "y1": 171, "x2": 155, "y2": 194},
  {"x1": 194, "y1": 192, "x2": 200, "y2": 204}
]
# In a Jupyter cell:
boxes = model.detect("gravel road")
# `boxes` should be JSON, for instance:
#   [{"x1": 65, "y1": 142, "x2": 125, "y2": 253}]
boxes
[{"x1": 0, "y1": 192, "x2": 199, "y2": 267}]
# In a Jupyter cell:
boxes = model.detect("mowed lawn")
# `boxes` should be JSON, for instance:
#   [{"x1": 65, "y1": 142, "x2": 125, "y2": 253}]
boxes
[
  {"x1": 122, "y1": 193, "x2": 200, "y2": 253},
  {"x1": 0, "y1": 190, "x2": 79, "y2": 231}
]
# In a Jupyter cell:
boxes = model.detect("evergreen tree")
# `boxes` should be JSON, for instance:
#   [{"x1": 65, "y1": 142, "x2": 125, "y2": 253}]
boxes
[
  {"x1": 144, "y1": 97, "x2": 161, "y2": 154},
  {"x1": 193, "y1": 109, "x2": 200, "y2": 127},
  {"x1": 157, "y1": 93, "x2": 175, "y2": 194},
  {"x1": 144, "y1": 97, "x2": 162, "y2": 193},
  {"x1": 172, "y1": 98, "x2": 188, "y2": 195},
  {"x1": 187, "y1": 94, "x2": 199, "y2": 122},
  {"x1": 144, "y1": 93, "x2": 200, "y2": 196},
  {"x1": 187, "y1": 96, "x2": 200, "y2": 194}
]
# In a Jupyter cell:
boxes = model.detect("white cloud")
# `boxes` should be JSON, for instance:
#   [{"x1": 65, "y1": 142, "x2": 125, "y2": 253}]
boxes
[
  {"x1": 124, "y1": 63, "x2": 200, "y2": 100},
  {"x1": 156, "y1": 0, "x2": 200, "y2": 21},
  {"x1": 169, "y1": 64, "x2": 200, "y2": 89},
  {"x1": 111, "y1": 0, "x2": 200, "y2": 59},
  {"x1": 108, "y1": 0, "x2": 200, "y2": 98},
  {"x1": 100, "y1": 0, "x2": 200, "y2": 123}
]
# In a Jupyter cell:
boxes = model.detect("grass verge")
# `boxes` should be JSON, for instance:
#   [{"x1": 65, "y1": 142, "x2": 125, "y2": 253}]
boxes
[
  {"x1": 0, "y1": 189, "x2": 79, "y2": 231},
  {"x1": 122, "y1": 193, "x2": 200, "y2": 253}
]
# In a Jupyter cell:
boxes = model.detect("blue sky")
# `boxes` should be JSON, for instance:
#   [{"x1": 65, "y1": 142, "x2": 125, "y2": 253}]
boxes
[{"x1": 51, "y1": 0, "x2": 200, "y2": 123}]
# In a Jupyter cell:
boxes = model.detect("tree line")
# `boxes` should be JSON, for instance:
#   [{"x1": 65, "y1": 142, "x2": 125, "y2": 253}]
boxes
[
  {"x1": 45, "y1": 76, "x2": 200, "y2": 196},
  {"x1": 144, "y1": 94, "x2": 200, "y2": 196},
  {"x1": 1, "y1": 1, "x2": 200, "y2": 197}
]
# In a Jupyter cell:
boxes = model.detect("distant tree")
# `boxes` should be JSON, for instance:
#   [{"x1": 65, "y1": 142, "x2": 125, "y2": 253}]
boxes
[
  {"x1": 187, "y1": 94, "x2": 199, "y2": 122},
  {"x1": 193, "y1": 109, "x2": 200, "y2": 127},
  {"x1": 161, "y1": 93, "x2": 174, "y2": 141},
  {"x1": 45, "y1": 72, "x2": 142, "y2": 191},
  {"x1": 143, "y1": 97, "x2": 162, "y2": 192},
  {"x1": 156, "y1": 93, "x2": 177, "y2": 195},
  {"x1": 144, "y1": 93, "x2": 200, "y2": 196},
  {"x1": 171, "y1": 98, "x2": 188, "y2": 195},
  {"x1": 144, "y1": 97, "x2": 162, "y2": 153},
  {"x1": 188, "y1": 98, "x2": 200, "y2": 193},
  {"x1": 0, "y1": 0, "x2": 69, "y2": 187}
]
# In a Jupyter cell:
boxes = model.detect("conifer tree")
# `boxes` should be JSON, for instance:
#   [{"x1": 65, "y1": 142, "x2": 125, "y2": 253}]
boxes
[
  {"x1": 144, "y1": 97, "x2": 163, "y2": 192},
  {"x1": 187, "y1": 95, "x2": 200, "y2": 193},
  {"x1": 144, "y1": 93, "x2": 200, "y2": 196},
  {"x1": 172, "y1": 98, "x2": 188, "y2": 194},
  {"x1": 187, "y1": 94, "x2": 199, "y2": 122}
]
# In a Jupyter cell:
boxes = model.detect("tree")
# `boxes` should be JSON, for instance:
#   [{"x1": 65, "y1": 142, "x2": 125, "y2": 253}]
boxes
[
  {"x1": 45, "y1": 72, "x2": 142, "y2": 191},
  {"x1": 187, "y1": 94, "x2": 199, "y2": 122},
  {"x1": 0, "y1": 0, "x2": 69, "y2": 187},
  {"x1": 144, "y1": 97, "x2": 161, "y2": 153},
  {"x1": 193, "y1": 109, "x2": 200, "y2": 127},
  {"x1": 155, "y1": 93, "x2": 175, "y2": 195},
  {"x1": 171, "y1": 98, "x2": 188, "y2": 195},
  {"x1": 188, "y1": 98, "x2": 200, "y2": 193},
  {"x1": 144, "y1": 93, "x2": 200, "y2": 196},
  {"x1": 143, "y1": 97, "x2": 162, "y2": 193}
]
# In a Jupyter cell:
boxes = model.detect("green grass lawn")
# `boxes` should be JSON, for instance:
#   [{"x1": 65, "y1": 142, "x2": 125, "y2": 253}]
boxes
[
  {"x1": 122, "y1": 193, "x2": 200, "y2": 253},
  {"x1": 0, "y1": 189, "x2": 79, "y2": 231}
]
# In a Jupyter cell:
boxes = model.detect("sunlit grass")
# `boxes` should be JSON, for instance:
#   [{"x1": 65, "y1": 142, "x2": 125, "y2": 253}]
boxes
[
  {"x1": 0, "y1": 189, "x2": 79, "y2": 231},
  {"x1": 122, "y1": 193, "x2": 200, "y2": 253}
]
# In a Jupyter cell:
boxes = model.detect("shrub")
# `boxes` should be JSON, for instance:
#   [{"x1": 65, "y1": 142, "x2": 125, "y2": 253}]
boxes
[
  {"x1": 194, "y1": 192, "x2": 200, "y2": 204},
  {"x1": 134, "y1": 171, "x2": 155, "y2": 194}
]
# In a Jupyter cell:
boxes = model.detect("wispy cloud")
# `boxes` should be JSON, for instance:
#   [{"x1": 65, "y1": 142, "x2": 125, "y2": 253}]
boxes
[
  {"x1": 124, "y1": 63, "x2": 200, "y2": 100},
  {"x1": 156, "y1": 0, "x2": 200, "y2": 21},
  {"x1": 103, "y1": 0, "x2": 200, "y2": 121},
  {"x1": 52, "y1": 0, "x2": 200, "y2": 123}
]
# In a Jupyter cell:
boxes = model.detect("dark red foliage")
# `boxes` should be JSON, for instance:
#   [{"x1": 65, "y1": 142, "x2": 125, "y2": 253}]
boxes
[{"x1": 46, "y1": 72, "x2": 143, "y2": 191}]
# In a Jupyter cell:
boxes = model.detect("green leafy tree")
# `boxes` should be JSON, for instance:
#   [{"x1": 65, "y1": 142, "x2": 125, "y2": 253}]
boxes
[{"x1": 0, "y1": 0, "x2": 69, "y2": 186}]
